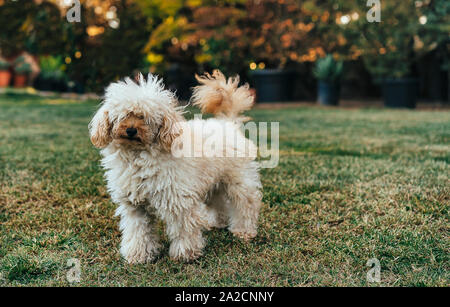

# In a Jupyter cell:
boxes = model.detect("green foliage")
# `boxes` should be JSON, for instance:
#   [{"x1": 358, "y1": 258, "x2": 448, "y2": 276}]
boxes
[
  {"x1": 0, "y1": 0, "x2": 149, "y2": 92},
  {"x1": 313, "y1": 55, "x2": 343, "y2": 82},
  {"x1": 0, "y1": 0, "x2": 36, "y2": 57},
  {"x1": 83, "y1": 0, "x2": 150, "y2": 91},
  {"x1": 0, "y1": 0, "x2": 66, "y2": 57},
  {"x1": 39, "y1": 56, "x2": 66, "y2": 81},
  {"x1": 143, "y1": 14, "x2": 192, "y2": 74},
  {"x1": 13, "y1": 56, "x2": 26, "y2": 66},
  {"x1": 13, "y1": 55, "x2": 31, "y2": 74},
  {"x1": 0, "y1": 58, "x2": 10, "y2": 70},
  {"x1": 14, "y1": 63, "x2": 32, "y2": 75},
  {"x1": 141, "y1": 0, "x2": 371, "y2": 74},
  {"x1": 421, "y1": 0, "x2": 450, "y2": 70},
  {"x1": 25, "y1": 1, "x2": 66, "y2": 55},
  {"x1": 353, "y1": 1, "x2": 449, "y2": 78},
  {"x1": 1, "y1": 0, "x2": 447, "y2": 90},
  {"x1": 189, "y1": 5, "x2": 249, "y2": 75},
  {"x1": 198, "y1": 37, "x2": 244, "y2": 76}
]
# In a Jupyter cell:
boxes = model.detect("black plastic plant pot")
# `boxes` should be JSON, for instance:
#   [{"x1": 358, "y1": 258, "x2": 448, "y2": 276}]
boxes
[
  {"x1": 52, "y1": 79, "x2": 68, "y2": 92},
  {"x1": 65, "y1": 81, "x2": 84, "y2": 94},
  {"x1": 251, "y1": 69, "x2": 295, "y2": 102},
  {"x1": 382, "y1": 78, "x2": 418, "y2": 108},
  {"x1": 165, "y1": 64, "x2": 196, "y2": 101},
  {"x1": 33, "y1": 76, "x2": 68, "y2": 92},
  {"x1": 318, "y1": 81, "x2": 340, "y2": 106},
  {"x1": 33, "y1": 76, "x2": 53, "y2": 91}
]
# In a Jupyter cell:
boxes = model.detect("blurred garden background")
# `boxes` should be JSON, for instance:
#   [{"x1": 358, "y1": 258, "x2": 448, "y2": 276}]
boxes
[{"x1": 0, "y1": 0, "x2": 448, "y2": 105}]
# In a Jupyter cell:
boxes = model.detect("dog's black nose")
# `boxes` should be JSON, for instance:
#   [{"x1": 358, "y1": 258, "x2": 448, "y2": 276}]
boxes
[{"x1": 126, "y1": 128, "x2": 137, "y2": 137}]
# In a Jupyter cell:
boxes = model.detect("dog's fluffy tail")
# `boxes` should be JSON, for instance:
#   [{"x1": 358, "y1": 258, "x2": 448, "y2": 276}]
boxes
[{"x1": 192, "y1": 70, "x2": 254, "y2": 120}]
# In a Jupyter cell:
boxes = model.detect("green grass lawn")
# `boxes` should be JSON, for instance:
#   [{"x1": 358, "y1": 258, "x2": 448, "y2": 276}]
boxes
[{"x1": 0, "y1": 92, "x2": 448, "y2": 286}]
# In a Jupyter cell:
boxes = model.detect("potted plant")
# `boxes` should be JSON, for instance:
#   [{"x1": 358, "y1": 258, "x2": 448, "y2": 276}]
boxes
[
  {"x1": 0, "y1": 58, "x2": 11, "y2": 87},
  {"x1": 245, "y1": 0, "x2": 307, "y2": 102},
  {"x1": 361, "y1": 41, "x2": 420, "y2": 108},
  {"x1": 314, "y1": 55, "x2": 343, "y2": 106},
  {"x1": 14, "y1": 63, "x2": 32, "y2": 88},
  {"x1": 13, "y1": 56, "x2": 32, "y2": 88},
  {"x1": 34, "y1": 55, "x2": 67, "y2": 92},
  {"x1": 354, "y1": 1, "x2": 449, "y2": 108},
  {"x1": 172, "y1": 0, "x2": 310, "y2": 102}
]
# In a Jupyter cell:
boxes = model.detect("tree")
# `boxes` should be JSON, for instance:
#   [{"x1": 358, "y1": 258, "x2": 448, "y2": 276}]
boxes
[
  {"x1": 0, "y1": 0, "x2": 40, "y2": 57},
  {"x1": 76, "y1": 0, "x2": 150, "y2": 91},
  {"x1": 352, "y1": 0, "x2": 449, "y2": 78}
]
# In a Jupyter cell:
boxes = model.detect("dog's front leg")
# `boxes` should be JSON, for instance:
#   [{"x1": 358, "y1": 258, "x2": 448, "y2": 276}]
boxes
[
  {"x1": 158, "y1": 199, "x2": 211, "y2": 262},
  {"x1": 115, "y1": 204, "x2": 161, "y2": 264}
]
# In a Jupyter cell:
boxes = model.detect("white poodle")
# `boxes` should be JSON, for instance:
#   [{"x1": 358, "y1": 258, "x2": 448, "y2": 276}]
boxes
[{"x1": 89, "y1": 70, "x2": 262, "y2": 263}]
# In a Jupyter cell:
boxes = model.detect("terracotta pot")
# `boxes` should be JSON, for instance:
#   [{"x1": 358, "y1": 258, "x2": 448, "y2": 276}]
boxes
[
  {"x1": 14, "y1": 74, "x2": 27, "y2": 88},
  {"x1": 0, "y1": 70, "x2": 11, "y2": 87}
]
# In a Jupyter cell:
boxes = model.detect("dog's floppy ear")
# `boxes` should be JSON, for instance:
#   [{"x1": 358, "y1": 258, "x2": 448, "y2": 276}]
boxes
[
  {"x1": 89, "y1": 107, "x2": 112, "y2": 148},
  {"x1": 158, "y1": 111, "x2": 183, "y2": 152}
]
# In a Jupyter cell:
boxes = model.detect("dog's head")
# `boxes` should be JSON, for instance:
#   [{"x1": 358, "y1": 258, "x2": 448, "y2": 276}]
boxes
[{"x1": 89, "y1": 74, "x2": 183, "y2": 151}]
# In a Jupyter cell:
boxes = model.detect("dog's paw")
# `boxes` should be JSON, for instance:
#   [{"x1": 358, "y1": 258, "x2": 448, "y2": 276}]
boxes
[
  {"x1": 121, "y1": 242, "x2": 161, "y2": 264},
  {"x1": 230, "y1": 229, "x2": 257, "y2": 242},
  {"x1": 170, "y1": 249, "x2": 203, "y2": 263},
  {"x1": 169, "y1": 239, "x2": 204, "y2": 262},
  {"x1": 214, "y1": 215, "x2": 229, "y2": 229}
]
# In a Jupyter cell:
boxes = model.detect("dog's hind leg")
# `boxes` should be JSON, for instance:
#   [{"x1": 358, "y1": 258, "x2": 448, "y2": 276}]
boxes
[
  {"x1": 224, "y1": 162, "x2": 262, "y2": 241},
  {"x1": 115, "y1": 204, "x2": 161, "y2": 264},
  {"x1": 206, "y1": 184, "x2": 230, "y2": 229}
]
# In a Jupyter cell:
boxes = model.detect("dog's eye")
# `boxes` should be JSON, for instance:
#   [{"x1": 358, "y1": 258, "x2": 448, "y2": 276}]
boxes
[{"x1": 137, "y1": 115, "x2": 144, "y2": 120}]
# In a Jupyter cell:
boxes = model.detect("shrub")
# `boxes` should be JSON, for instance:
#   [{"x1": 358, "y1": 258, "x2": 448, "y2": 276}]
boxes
[
  {"x1": 67, "y1": 0, "x2": 150, "y2": 92},
  {"x1": 15, "y1": 63, "x2": 32, "y2": 75},
  {"x1": 13, "y1": 56, "x2": 26, "y2": 66},
  {"x1": 0, "y1": 0, "x2": 66, "y2": 57},
  {"x1": 0, "y1": 58, "x2": 10, "y2": 70},
  {"x1": 354, "y1": 1, "x2": 449, "y2": 79},
  {"x1": 39, "y1": 55, "x2": 66, "y2": 81},
  {"x1": 314, "y1": 55, "x2": 343, "y2": 82}
]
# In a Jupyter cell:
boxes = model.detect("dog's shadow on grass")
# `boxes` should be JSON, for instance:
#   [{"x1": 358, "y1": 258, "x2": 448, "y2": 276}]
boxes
[{"x1": 140, "y1": 228, "x2": 269, "y2": 267}]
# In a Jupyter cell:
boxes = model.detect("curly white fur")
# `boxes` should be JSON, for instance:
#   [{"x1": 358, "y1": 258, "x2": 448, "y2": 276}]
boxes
[{"x1": 89, "y1": 72, "x2": 262, "y2": 263}]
